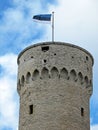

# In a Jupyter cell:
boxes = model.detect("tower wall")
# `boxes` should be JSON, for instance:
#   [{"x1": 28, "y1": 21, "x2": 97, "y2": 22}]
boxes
[{"x1": 17, "y1": 42, "x2": 93, "y2": 130}]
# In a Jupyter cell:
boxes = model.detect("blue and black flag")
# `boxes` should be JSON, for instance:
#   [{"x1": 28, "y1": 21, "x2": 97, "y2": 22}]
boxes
[{"x1": 33, "y1": 14, "x2": 51, "y2": 21}]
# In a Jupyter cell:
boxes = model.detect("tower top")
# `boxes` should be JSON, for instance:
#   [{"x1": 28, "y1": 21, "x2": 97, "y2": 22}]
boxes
[
  {"x1": 17, "y1": 41, "x2": 94, "y2": 130},
  {"x1": 17, "y1": 42, "x2": 94, "y2": 65}
]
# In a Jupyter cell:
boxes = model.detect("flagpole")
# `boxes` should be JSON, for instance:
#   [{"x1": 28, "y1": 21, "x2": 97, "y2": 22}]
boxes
[{"x1": 52, "y1": 12, "x2": 54, "y2": 42}]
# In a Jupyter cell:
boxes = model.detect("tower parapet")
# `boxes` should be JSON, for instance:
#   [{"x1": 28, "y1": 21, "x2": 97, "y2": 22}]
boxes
[{"x1": 17, "y1": 42, "x2": 94, "y2": 130}]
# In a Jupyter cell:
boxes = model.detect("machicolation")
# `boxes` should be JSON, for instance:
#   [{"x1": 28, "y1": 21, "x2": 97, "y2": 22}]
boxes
[{"x1": 18, "y1": 67, "x2": 92, "y2": 91}]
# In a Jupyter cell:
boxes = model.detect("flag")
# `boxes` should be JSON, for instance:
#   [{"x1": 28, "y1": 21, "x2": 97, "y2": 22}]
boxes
[
  {"x1": 33, "y1": 14, "x2": 51, "y2": 21},
  {"x1": 33, "y1": 12, "x2": 54, "y2": 42}
]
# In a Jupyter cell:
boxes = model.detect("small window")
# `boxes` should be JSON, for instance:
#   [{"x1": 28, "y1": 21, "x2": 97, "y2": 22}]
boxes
[
  {"x1": 86, "y1": 56, "x2": 89, "y2": 61},
  {"x1": 41, "y1": 46, "x2": 49, "y2": 52},
  {"x1": 44, "y1": 59, "x2": 47, "y2": 63},
  {"x1": 29, "y1": 105, "x2": 33, "y2": 114},
  {"x1": 81, "y1": 107, "x2": 84, "y2": 116}
]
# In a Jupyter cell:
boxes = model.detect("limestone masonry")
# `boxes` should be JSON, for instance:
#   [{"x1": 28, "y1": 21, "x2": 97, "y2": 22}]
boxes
[{"x1": 17, "y1": 42, "x2": 94, "y2": 130}]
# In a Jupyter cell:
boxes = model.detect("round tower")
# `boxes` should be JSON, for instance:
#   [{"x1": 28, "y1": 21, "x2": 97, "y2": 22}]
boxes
[{"x1": 17, "y1": 42, "x2": 94, "y2": 130}]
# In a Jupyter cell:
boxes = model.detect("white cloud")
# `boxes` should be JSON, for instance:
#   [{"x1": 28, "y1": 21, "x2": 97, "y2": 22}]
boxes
[
  {"x1": 48, "y1": 0, "x2": 98, "y2": 51},
  {"x1": 0, "y1": 53, "x2": 19, "y2": 130},
  {"x1": 0, "y1": 0, "x2": 55, "y2": 49},
  {"x1": 91, "y1": 125, "x2": 98, "y2": 130},
  {"x1": 0, "y1": 53, "x2": 17, "y2": 75}
]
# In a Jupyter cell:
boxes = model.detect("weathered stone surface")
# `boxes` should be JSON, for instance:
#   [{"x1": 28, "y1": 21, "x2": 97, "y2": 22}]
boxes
[{"x1": 17, "y1": 42, "x2": 94, "y2": 130}]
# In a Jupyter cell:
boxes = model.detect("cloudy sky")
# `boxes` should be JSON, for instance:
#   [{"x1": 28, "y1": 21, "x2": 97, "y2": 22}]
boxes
[{"x1": 0, "y1": 0, "x2": 98, "y2": 130}]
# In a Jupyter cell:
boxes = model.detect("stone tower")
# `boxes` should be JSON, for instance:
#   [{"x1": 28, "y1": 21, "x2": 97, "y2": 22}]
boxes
[{"x1": 17, "y1": 42, "x2": 94, "y2": 130}]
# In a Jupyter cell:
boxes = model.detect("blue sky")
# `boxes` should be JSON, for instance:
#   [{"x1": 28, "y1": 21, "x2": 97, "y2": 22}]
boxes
[{"x1": 0, "y1": 0, "x2": 98, "y2": 130}]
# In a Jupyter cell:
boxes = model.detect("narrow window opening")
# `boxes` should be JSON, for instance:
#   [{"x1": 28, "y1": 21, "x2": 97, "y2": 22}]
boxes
[
  {"x1": 44, "y1": 59, "x2": 47, "y2": 63},
  {"x1": 86, "y1": 56, "x2": 89, "y2": 61},
  {"x1": 29, "y1": 105, "x2": 33, "y2": 114},
  {"x1": 81, "y1": 107, "x2": 84, "y2": 116},
  {"x1": 42, "y1": 46, "x2": 49, "y2": 52}
]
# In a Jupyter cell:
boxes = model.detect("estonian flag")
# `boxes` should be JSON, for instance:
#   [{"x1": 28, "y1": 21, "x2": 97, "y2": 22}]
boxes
[
  {"x1": 33, "y1": 12, "x2": 54, "y2": 41},
  {"x1": 33, "y1": 14, "x2": 51, "y2": 22}
]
